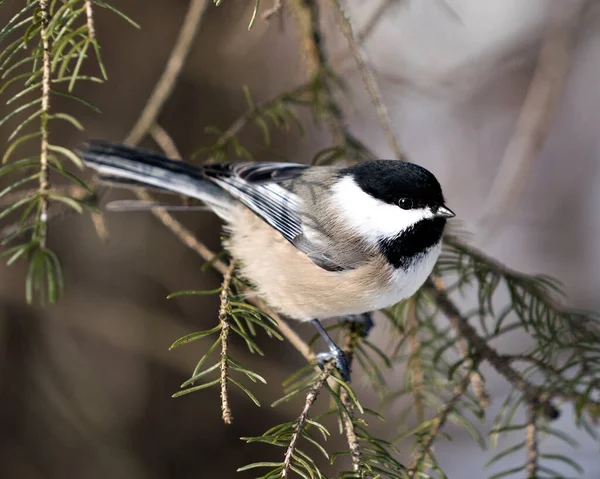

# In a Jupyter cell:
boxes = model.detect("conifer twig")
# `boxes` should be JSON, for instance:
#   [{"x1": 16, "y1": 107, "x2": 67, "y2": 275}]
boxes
[
  {"x1": 424, "y1": 279, "x2": 560, "y2": 418},
  {"x1": 262, "y1": 0, "x2": 283, "y2": 21},
  {"x1": 432, "y1": 275, "x2": 490, "y2": 408},
  {"x1": 125, "y1": 0, "x2": 209, "y2": 145},
  {"x1": 84, "y1": 0, "x2": 96, "y2": 41},
  {"x1": 525, "y1": 403, "x2": 539, "y2": 479},
  {"x1": 408, "y1": 368, "x2": 474, "y2": 475},
  {"x1": 282, "y1": 361, "x2": 335, "y2": 478},
  {"x1": 330, "y1": 0, "x2": 405, "y2": 160},
  {"x1": 340, "y1": 322, "x2": 363, "y2": 472},
  {"x1": 38, "y1": 0, "x2": 51, "y2": 249},
  {"x1": 219, "y1": 260, "x2": 236, "y2": 424},
  {"x1": 407, "y1": 301, "x2": 426, "y2": 424}
]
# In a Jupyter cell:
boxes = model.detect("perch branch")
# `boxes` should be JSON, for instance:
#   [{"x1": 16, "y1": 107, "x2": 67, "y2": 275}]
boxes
[
  {"x1": 219, "y1": 260, "x2": 236, "y2": 424},
  {"x1": 282, "y1": 361, "x2": 335, "y2": 478}
]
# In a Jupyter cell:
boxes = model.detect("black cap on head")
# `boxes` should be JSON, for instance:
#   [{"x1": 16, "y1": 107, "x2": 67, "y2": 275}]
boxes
[{"x1": 341, "y1": 160, "x2": 445, "y2": 208}]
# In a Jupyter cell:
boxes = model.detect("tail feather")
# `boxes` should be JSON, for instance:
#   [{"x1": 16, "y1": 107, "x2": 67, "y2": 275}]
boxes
[{"x1": 77, "y1": 141, "x2": 234, "y2": 216}]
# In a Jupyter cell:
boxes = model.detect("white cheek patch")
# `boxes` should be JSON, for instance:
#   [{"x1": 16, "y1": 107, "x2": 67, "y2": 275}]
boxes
[{"x1": 330, "y1": 175, "x2": 433, "y2": 245}]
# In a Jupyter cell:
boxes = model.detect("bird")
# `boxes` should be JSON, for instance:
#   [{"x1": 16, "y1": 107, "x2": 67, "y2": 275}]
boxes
[{"x1": 77, "y1": 141, "x2": 455, "y2": 381}]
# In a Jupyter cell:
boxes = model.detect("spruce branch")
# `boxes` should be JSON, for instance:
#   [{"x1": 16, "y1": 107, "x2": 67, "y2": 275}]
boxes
[
  {"x1": 282, "y1": 361, "x2": 335, "y2": 478},
  {"x1": 424, "y1": 279, "x2": 561, "y2": 419},
  {"x1": 408, "y1": 365, "x2": 476, "y2": 476},
  {"x1": 525, "y1": 403, "x2": 539, "y2": 479},
  {"x1": 219, "y1": 259, "x2": 236, "y2": 424},
  {"x1": 38, "y1": 0, "x2": 51, "y2": 250},
  {"x1": 330, "y1": 0, "x2": 405, "y2": 161}
]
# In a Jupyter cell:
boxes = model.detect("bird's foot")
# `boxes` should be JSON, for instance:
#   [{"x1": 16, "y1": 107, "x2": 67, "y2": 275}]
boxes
[{"x1": 316, "y1": 347, "x2": 351, "y2": 383}]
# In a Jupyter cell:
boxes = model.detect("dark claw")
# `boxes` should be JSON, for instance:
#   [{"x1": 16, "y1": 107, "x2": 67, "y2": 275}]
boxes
[{"x1": 316, "y1": 349, "x2": 351, "y2": 383}]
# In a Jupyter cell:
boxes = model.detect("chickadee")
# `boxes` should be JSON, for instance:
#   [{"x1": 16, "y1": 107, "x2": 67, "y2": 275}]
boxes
[{"x1": 78, "y1": 141, "x2": 455, "y2": 380}]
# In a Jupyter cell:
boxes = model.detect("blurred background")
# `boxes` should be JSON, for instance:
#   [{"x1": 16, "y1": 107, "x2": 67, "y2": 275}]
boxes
[{"x1": 1, "y1": 0, "x2": 599, "y2": 477}]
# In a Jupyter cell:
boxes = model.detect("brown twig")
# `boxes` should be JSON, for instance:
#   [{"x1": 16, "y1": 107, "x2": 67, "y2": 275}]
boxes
[
  {"x1": 219, "y1": 260, "x2": 236, "y2": 424},
  {"x1": 262, "y1": 0, "x2": 283, "y2": 21},
  {"x1": 525, "y1": 403, "x2": 539, "y2": 479},
  {"x1": 290, "y1": 0, "x2": 346, "y2": 144},
  {"x1": 38, "y1": 0, "x2": 51, "y2": 249},
  {"x1": 282, "y1": 361, "x2": 335, "y2": 478},
  {"x1": 408, "y1": 368, "x2": 474, "y2": 476},
  {"x1": 407, "y1": 300, "x2": 426, "y2": 424},
  {"x1": 431, "y1": 275, "x2": 490, "y2": 408},
  {"x1": 480, "y1": 0, "x2": 586, "y2": 234},
  {"x1": 84, "y1": 0, "x2": 96, "y2": 41},
  {"x1": 151, "y1": 123, "x2": 182, "y2": 159},
  {"x1": 357, "y1": 0, "x2": 398, "y2": 43},
  {"x1": 339, "y1": 322, "x2": 363, "y2": 472},
  {"x1": 125, "y1": 0, "x2": 209, "y2": 146},
  {"x1": 330, "y1": 0, "x2": 405, "y2": 161}
]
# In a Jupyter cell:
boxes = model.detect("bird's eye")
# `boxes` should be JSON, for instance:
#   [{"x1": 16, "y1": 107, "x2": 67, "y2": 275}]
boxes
[{"x1": 398, "y1": 198, "x2": 413, "y2": 210}]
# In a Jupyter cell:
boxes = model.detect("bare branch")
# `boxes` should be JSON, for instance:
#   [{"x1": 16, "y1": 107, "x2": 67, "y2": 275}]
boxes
[
  {"x1": 432, "y1": 276, "x2": 490, "y2": 408},
  {"x1": 290, "y1": 0, "x2": 346, "y2": 143},
  {"x1": 85, "y1": 0, "x2": 96, "y2": 41},
  {"x1": 330, "y1": 0, "x2": 405, "y2": 160},
  {"x1": 125, "y1": 0, "x2": 209, "y2": 146},
  {"x1": 480, "y1": 0, "x2": 586, "y2": 233},
  {"x1": 407, "y1": 300, "x2": 426, "y2": 424},
  {"x1": 408, "y1": 368, "x2": 474, "y2": 476},
  {"x1": 262, "y1": 0, "x2": 283, "y2": 21}
]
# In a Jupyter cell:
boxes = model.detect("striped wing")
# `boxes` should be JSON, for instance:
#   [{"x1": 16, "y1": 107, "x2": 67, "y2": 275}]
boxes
[{"x1": 203, "y1": 162, "x2": 309, "y2": 244}]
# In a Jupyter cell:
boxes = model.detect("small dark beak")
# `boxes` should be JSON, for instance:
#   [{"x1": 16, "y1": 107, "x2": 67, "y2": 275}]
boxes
[{"x1": 435, "y1": 205, "x2": 455, "y2": 218}]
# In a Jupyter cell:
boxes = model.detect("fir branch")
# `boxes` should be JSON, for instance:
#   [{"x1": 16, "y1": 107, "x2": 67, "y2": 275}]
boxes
[
  {"x1": 282, "y1": 361, "x2": 335, "y2": 478},
  {"x1": 219, "y1": 260, "x2": 236, "y2": 424},
  {"x1": 339, "y1": 322, "x2": 363, "y2": 473},
  {"x1": 432, "y1": 276, "x2": 490, "y2": 409},
  {"x1": 525, "y1": 403, "x2": 539, "y2": 479},
  {"x1": 330, "y1": 0, "x2": 405, "y2": 161},
  {"x1": 38, "y1": 0, "x2": 51, "y2": 249},
  {"x1": 424, "y1": 279, "x2": 561, "y2": 419},
  {"x1": 407, "y1": 300, "x2": 426, "y2": 425},
  {"x1": 408, "y1": 365, "x2": 475, "y2": 476}
]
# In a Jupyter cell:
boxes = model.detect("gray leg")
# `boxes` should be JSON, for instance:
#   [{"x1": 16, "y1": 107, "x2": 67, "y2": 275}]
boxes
[{"x1": 311, "y1": 319, "x2": 351, "y2": 382}]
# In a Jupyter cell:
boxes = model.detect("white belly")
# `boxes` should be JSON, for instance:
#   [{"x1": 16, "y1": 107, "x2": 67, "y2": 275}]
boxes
[{"x1": 365, "y1": 243, "x2": 442, "y2": 311}]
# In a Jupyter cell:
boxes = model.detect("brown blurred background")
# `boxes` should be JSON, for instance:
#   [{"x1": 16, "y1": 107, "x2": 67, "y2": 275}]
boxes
[{"x1": 1, "y1": 1, "x2": 599, "y2": 478}]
